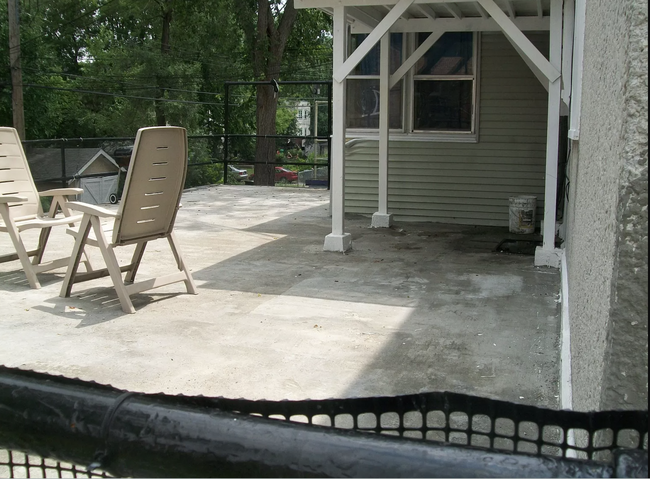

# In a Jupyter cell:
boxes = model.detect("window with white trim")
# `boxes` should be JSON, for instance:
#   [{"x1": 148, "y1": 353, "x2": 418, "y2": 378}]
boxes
[
  {"x1": 347, "y1": 32, "x2": 478, "y2": 140},
  {"x1": 347, "y1": 33, "x2": 404, "y2": 130}
]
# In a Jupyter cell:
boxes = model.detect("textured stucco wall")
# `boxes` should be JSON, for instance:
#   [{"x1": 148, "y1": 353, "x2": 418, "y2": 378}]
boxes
[
  {"x1": 599, "y1": 0, "x2": 649, "y2": 411},
  {"x1": 565, "y1": 0, "x2": 648, "y2": 412}
]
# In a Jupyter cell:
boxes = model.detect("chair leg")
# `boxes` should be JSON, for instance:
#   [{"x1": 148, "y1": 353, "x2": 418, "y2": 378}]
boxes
[
  {"x1": 1, "y1": 205, "x2": 41, "y2": 289},
  {"x1": 82, "y1": 250, "x2": 94, "y2": 272},
  {"x1": 125, "y1": 241, "x2": 148, "y2": 284},
  {"x1": 92, "y1": 217, "x2": 136, "y2": 314},
  {"x1": 60, "y1": 214, "x2": 92, "y2": 299},
  {"x1": 32, "y1": 227, "x2": 52, "y2": 266},
  {"x1": 36, "y1": 197, "x2": 91, "y2": 270},
  {"x1": 36, "y1": 196, "x2": 64, "y2": 266},
  {"x1": 168, "y1": 233, "x2": 198, "y2": 295}
]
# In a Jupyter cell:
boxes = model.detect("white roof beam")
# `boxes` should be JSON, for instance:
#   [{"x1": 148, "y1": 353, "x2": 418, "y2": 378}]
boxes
[
  {"x1": 477, "y1": 0, "x2": 560, "y2": 82},
  {"x1": 505, "y1": 36, "x2": 549, "y2": 92},
  {"x1": 536, "y1": 0, "x2": 544, "y2": 17},
  {"x1": 444, "y1": 3, "x2": 464, "y2": 19},
  {"x1": 505, "y1": 0, "x2": 516, "y2": 18},
  {"x1": 379, "y1": 3, "x2": 415, "y2": 18},
  {"x1": 390, "y1": 30, "x2": 445, "y2": 88},
  {"x1": 350, "y1": 16, "x2": 550, "y2": 33},
  {"x1": 415, "y1": 4, "x2": 438, "y2": 19},
  {"x1": 297, "y1": 0, "x2": 493, "y2": 7},
  {"x1": 475, "y1": 2, "x2": 490, "y2": 18},
  {"x1": 334, "y1": 0, "x2": 416, "y2": 83},
  {"x1": 348, "y1": 6, "x2": 382, "y2": 28}
]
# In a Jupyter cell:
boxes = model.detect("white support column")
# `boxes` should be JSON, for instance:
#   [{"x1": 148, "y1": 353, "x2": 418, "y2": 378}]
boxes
[
  {"x1": 324, "y1": 5, "x2": 352, "y2": 253},
  {"x1": 478, "y1": 0, "x2": 560, "y2": 83},
  {"x1": 390, "y1": 31, "x2": 444, "y2": 89},
  {"x1": 334, "y1": 0, "x2": 415, "y2": 83},
  {"x1": 372, "y1": 33, "x2": 393, "y2": 229},
  {"x1": 535, "y1": 0, "x2": 563, "y2": 268}
]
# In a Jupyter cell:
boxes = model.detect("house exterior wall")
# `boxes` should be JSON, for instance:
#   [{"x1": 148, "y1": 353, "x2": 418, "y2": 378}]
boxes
[
  {"x1": 564, "y1": 0, "x2": 648, "y2": 412},
  {"x1": 345, "y1": 32, "x2": 549, "y2": 226}
]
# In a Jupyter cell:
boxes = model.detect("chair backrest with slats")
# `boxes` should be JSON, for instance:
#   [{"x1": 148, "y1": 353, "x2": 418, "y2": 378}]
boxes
[
  {"x1": 113, "y1": 127, "x2": 188, "y2": 246},
  {"x1": 0, "y1": 127, "x2": 42, "y2": 223}
]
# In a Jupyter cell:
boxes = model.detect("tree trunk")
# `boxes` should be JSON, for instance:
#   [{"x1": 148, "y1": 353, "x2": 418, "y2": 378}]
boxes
[
  {"x1": 253, "y1": 84, "x2": 278, "y2": 185},
  {"x1": 156, "y1": 6, "x2": 173, "y2": 126},
  {"x1": 251, "y1": 0, "x2": 297, "y2": 186}
]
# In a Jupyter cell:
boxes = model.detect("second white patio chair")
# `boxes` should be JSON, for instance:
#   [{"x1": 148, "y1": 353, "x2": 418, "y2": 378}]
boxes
[
  {"x1": 0, "y1": 127, "x2": 89, "y2": 289},
  {"x1": 60, "y1": 126, "x2": 197, "y2": 314}
]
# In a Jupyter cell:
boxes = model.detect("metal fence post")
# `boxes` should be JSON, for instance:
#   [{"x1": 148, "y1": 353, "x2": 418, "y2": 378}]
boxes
[
  {"x1": 60, "y1": 143, "x2": 67, "y2": 188},
  {"x1": 223, "y1": 83, "x2": 230, "y2": 185},
  {"x1": 327, "y1": 82, "x2": 333, "y2": 191}
]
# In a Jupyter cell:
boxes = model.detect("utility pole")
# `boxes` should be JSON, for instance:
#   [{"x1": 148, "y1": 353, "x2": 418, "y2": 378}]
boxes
[{"x1": 8, "y1": 0, "x2": 26, "y2": 140}]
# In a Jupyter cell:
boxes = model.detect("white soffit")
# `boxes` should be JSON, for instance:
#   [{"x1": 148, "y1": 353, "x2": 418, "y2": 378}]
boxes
[{"x1": 296, "y1": 0, "x2": 552, "y2": 33}]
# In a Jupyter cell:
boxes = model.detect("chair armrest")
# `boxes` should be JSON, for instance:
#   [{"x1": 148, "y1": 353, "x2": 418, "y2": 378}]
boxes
[
  {"x1": 67, "y1": 201, "x2": 119, "y2": 218},
  {"x1": 39, "y1": 188, "x2": 83, "y2": 197},
  {"x1": 0, "y1": 195, "x2": 29, "y2": 204}
]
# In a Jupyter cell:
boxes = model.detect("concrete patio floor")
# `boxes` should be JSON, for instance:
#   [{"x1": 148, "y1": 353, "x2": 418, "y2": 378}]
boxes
[{"x1": 0, "y1": 185, "x2": 562, "y2": 408}]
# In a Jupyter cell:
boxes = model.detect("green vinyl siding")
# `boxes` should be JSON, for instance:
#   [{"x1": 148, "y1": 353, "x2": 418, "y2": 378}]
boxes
[{"x1": 345, "y1": 32, "x2": 549, "y2": 227}]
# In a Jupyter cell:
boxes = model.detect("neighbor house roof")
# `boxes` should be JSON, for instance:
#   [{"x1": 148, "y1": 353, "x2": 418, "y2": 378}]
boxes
[{"x1": 25, "y1": 148, "x2": 120, "y2": 182}]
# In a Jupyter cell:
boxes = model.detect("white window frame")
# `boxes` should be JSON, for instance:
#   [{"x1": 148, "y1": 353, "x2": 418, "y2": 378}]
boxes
[
  {"x1": 346, "y1": 32, "x2": 481, "y2": 144},
  {"x1": 346, "y1": 34, "x2": 406, "y2": 133}
]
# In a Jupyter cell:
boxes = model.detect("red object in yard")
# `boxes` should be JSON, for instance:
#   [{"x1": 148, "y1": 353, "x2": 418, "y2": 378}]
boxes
[
  {"x1": 250, "y1": 167, "x2": 298, "y2": 184},
  {"x1": 274, "y1": 167, "x2": 298, "y2": 183}
]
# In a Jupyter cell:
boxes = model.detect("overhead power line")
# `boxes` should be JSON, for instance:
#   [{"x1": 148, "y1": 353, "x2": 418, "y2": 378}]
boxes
[
  {"x1": 21, "y1": 68, "x2": 228, "y2": 96},
  {"x1": 10, "y1": 82, "x2": 225, "y2": 106}
]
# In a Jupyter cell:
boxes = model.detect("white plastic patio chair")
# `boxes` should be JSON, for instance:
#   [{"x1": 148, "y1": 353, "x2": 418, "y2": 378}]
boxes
[
  {"x1": 0, "y1": 127, "x2": 90, "y2": 289},
  {"x1": 60, "y1": 126, "x2": 197, "y2": 314}
]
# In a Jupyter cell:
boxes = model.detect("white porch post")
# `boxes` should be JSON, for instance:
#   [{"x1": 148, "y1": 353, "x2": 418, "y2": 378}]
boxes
[
  {"x1": 372, "y1": 33, "x2": 393, "y2": 229},
  {"x1": 535, "y1": 0, "x2": 564, "y2": 268},
  {"x1": 324, "y1": 5, "x2": 352, "y2": 252}
]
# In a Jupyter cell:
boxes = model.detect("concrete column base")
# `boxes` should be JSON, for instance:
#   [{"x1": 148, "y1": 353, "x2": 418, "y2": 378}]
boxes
[
  {"x1": 535, "y1": 247, "x2": 563, "y2": 269},
  {"x1": 371, "y1": 213, "x2": 393, "y2": 229},
  {"x1": 324, "y1": 233, "x2": 352, "y2": 253}
]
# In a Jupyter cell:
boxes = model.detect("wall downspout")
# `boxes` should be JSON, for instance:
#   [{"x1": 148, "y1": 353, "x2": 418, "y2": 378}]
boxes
[{"x1": 569, "y1": 0, "x2": 587, "y2": 140}]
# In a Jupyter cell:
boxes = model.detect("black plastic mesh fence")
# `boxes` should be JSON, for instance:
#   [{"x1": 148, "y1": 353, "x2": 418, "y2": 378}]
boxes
[
  {"x1": 1, "y1": 390, "x2": 647, "y2": 478},
  {"x1": 197, "y1": 392, "x2": 649, "y2": 462},
  {"x1": 0, "y1": 449, "x2": 110, "y2": 478}
]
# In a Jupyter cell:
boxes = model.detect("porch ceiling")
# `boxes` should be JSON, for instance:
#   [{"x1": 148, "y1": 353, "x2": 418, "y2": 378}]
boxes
[{"x1": 296, "y1": 0, "x2": 552, "y2": 32}]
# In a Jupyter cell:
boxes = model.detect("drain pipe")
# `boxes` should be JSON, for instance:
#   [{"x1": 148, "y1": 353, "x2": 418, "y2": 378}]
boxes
[{"x1": 0, "y1": 367, "x2": 640, "y2": 478}]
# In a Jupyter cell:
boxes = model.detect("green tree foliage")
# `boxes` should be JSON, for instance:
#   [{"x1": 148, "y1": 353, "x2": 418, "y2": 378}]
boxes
[{"x1": 1, "y1": 0, "x2": 332, "y2": 188}]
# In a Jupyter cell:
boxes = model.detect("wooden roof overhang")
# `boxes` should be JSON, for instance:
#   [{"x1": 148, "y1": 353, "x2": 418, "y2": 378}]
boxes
[
  {"x1": 295, "y1": 0, "x2": 561, "y2": 86},
  {"x1": 297, "y1": 0, "x2": 569, "y2": 263},
  {"x1": 296, "y1": 0, "x2": 552, "y2": 33}
]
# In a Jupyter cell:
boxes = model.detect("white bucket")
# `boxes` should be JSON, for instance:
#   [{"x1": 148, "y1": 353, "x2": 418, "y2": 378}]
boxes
[{"x1": 509, "y1": 196, "x2": 537, "y2": 234}]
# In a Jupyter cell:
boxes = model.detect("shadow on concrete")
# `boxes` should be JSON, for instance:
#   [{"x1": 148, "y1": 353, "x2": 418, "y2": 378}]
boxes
[
  {"x1": 185, "y1": 200, "x2": 561, "y2": 407},
  {"x1": 30, "y1": 290, "x2": 185, "y2": 328},
  {"x1": 0, "y1": 186, "x2": 561, "y2": 406}
]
